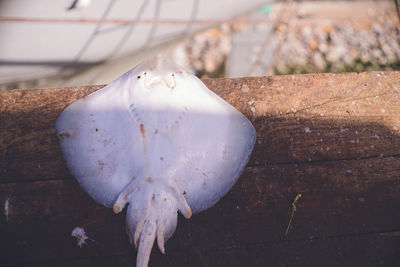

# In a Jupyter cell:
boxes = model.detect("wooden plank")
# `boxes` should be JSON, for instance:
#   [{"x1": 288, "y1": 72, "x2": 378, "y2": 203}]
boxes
[
  {"x1": 4, "y1": 233, "x2": 399, "y2": 267},
  {"x1": 1, "y1": 158, "x2": 399, "y2": 265},
  {"x1": 0, "y1": 86, "x2": 101, "y2": 183},
  {"x1": 1, "y1": 72, "x2": 400, "y2": 183},
  {"x1": 1, "y1": 71, "x2": 400, "y2": 266}
]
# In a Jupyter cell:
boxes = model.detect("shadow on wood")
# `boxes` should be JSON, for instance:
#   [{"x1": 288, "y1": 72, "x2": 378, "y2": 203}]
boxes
[{"x1": 1, "y1": 71, "x2": 399, "y2": 266}]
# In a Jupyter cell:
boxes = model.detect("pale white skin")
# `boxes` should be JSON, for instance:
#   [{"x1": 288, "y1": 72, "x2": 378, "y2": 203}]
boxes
[{"x1": 56, "y1": 55, "x2": 255, "y2": 267}]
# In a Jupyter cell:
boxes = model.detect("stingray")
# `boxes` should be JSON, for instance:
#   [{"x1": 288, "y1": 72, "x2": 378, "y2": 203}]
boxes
[{"x1": 56, "y1": 55, "x2": 256, "y2": 267}]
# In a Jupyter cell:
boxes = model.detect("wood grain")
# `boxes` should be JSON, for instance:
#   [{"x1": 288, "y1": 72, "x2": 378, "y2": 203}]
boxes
[{"x1": 1, "y1": 71, "x2": 399, "y2": 266}]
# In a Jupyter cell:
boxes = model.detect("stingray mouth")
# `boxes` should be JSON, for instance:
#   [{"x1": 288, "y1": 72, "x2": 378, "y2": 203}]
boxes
[{"x1": 144, "y1": 73, "x2": 176, "y2": 90}]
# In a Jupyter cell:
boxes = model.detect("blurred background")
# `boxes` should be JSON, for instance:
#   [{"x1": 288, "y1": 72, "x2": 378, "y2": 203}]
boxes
[{"x1": 0, "y1": 0, "x2": 399, "y2": 91}]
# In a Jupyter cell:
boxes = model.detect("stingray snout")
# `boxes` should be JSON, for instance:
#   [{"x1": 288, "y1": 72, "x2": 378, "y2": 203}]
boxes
[{"x1": 144, "y1": 73, "x2": 176, "y2": 89}]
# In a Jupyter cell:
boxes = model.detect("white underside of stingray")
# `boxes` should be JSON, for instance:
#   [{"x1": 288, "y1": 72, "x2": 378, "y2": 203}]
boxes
[{"x1": 56, "y1": 55, "x2": 256, "y2": 267}]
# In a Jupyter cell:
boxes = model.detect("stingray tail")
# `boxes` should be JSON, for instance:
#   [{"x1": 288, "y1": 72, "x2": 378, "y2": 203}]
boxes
[
  {"x1": 115, "y1": 179, "x2": 193, "y2": 267},
  {"x1": 136, "y1": 218, "x2": 157, "y2": 267}
]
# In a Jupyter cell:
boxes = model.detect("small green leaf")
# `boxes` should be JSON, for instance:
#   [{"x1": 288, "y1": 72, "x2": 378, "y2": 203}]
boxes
[{"x1": 285, "y1": 193, "x2": 302, "y2": 236}]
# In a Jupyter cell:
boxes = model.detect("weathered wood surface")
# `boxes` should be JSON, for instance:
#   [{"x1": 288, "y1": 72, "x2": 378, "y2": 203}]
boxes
[{"x1": 1, "y1": 71, "x2": 400, "y2": 266}]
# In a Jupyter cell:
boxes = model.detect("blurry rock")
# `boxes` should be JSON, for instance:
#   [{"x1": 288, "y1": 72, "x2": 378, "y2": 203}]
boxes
[
  {"x1": 271, "y1": 1, "x2": 400, "y2": 74},
  {"x1": 312, "y1": 52, "x2": 326, "y2": 70},
  {"x1": 170, "y1": 25, "x2": 232, "y2": 78},
  {"x1": 308, "y1": 40, "x2": 319, "y2": 51}
]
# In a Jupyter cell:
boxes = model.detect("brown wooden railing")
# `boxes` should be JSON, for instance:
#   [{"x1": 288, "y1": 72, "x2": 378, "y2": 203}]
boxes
[{"x1": 1, "y1": 71, "x2": 399, "y2": 266}]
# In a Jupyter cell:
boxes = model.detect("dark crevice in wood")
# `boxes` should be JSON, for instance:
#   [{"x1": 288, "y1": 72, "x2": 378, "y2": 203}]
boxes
[{"x1": 248, "y1": 153, "x2": 400, "y2": 167}]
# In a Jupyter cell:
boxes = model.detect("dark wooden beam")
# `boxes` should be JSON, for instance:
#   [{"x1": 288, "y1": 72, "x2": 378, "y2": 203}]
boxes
[{"x1": 1, "y1": 71, "x2": 399, "y2": 266}]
